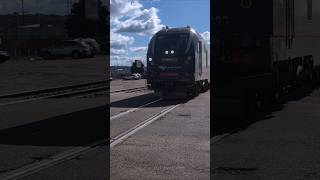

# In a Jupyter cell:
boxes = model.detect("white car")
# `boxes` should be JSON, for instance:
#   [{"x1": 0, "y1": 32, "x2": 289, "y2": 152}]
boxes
[
  {"x1": 40, "y1": 40, "x2": 92, "y2": 59},
  {"x1": 123, "y1": 73, "x2": 141, "y2": 80},
  {"x1": 132, "y1": 73, "x2": 141, "y2": 80},
  {"x1": 74, "y1": 38, "x2": 100, "y2": 56}
]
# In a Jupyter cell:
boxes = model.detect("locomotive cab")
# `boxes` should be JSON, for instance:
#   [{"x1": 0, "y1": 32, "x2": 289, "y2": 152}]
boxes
[{"x1": 147, "y1": 26, "x2": 209, "y2": 98}]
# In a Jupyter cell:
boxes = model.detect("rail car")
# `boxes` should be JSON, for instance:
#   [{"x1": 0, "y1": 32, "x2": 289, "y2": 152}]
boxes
[
  {"x1": 146, "y1": 26, "x2": 210, "y2": 98},
  {"x1": 213, "y1": 0, "x2": 320, "y2": 116}
]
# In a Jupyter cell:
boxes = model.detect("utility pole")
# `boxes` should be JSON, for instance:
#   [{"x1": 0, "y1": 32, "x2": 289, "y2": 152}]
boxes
[
  {"x1": 20, "y1": 0, "x2": 25, "y2": 57},
  {"x1": 67, "y1": 0, "x2": 72, "y2": 15},
  {"x1": 21, "y1": 0, "x2": 25, "y2": 26}
]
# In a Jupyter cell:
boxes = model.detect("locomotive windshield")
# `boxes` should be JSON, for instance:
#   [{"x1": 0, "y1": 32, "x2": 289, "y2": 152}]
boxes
[{"x1": 155, "y1": 33, "x2": 190, "y2": 63}]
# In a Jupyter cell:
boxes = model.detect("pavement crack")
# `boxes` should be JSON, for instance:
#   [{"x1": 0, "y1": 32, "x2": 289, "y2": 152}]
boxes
[
  {"x1": 177, "y1": 113, "x2": 191, "y2": 117},
  {"x1": 214, "y1": 166, "x2": 257, "y2": 175}
]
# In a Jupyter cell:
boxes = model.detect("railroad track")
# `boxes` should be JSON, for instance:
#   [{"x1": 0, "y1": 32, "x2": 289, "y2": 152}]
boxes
[
  {"x1": 0, "y1": 97, "x2": 179, "y2": 180},
  {"x1": 110, "y1": 86, "x2": 148, "y2": 95},
  {"x1": 0, "y1": 88, "x2": 209, "y2": 179},
  {"x1": 0, "y1": 80, "x2": 147, "y2": 106},
  {"x1": 211, "y1": 133, "x2": 230, "y2": 145},
  {"x1": 110, "y1": 103, "x2": 180, "y2": 147},
  {"x1": 0, "y1": 90, "x2": 211, "y2": 179}
]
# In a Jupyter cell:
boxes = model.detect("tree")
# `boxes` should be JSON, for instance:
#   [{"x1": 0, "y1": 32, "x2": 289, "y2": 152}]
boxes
[{"x1": 65, "y1": 0, "x2": 109, "y2": 39}]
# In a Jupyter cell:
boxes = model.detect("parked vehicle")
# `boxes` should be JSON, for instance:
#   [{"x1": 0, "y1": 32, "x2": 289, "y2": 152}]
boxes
[
  {"x1": 109, "y1": 72, "x2": 113, "y2": 81},
  {"x1": 131, "y1": 60, "x2": 145, "y2": 75},
  {"x1": 146, "y1": 26, "x2": 210, "y2": 98},
  {"x1": 123, "y1": 73, "x2": 141, "y2": 80},
  {"x1": 74, "y1": 38, "x2": 100, "y2": 56},
  {"x1": 134, "y1": 73, "x2": 142, "y2": 79},
  {"x1": 212, "y1": 0, "x2": 320, "y2": 116},
  {"x1": 39, "y1": 40, "x2": 92, "y2": 59},
  {"x1": 0, "y1": 51, "x2": 10, "y2": 63}
]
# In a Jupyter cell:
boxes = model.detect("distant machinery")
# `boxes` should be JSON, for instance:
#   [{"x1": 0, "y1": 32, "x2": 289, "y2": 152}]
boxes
[{"x1": 131, "y1": 60, "x2": 145, "y2": 75}]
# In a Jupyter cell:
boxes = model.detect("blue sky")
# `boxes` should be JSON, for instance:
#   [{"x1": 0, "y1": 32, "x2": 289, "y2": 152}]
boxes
[{"x1": 110, "y1": 0, "x2": 210, "y2": 66}]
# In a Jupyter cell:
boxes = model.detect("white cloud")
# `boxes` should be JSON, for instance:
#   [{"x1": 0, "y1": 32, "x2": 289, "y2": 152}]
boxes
[
  {"x1": 110, "y1": 18, "x2": 122, "y2": 31},
  {"x1": 110, "y1": 55, "x2": 131, "y2": 65},
  {"x1": 111, "y1": 0, "x2": 163, "y2": 36},
  {"x1": 115, "y1": 7, "x2": 163, "y2": 36},
  {"x1": 110, "y1": 55, "x2": 129, "y2": 61},
  {"x1": 129, "y1": 46, "x2": 148, "y2": 52},
  {"x1": 110, "y1": 48, "x2": 128, "y2": 55},
  {"x1": 131, "y1": 55, "x2": 147, "y2": 65},
  {"x1": 110, "y1": 0, "x2": 143, "y2": 18},
  {"x1": 110, "y1": 54, "x2": 147, "y2": 66},
  {"x1": 200, "y1": 31, "x2": 210, "y2": 46},
  {"x1": 110, "y1": 0, "x2": 163, "y2": 66},
  {"x1": 110, "y1": 31, "x2": 134, "y2": 49}
]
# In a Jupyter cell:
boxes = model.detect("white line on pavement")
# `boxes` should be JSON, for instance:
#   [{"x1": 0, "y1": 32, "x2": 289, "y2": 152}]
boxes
[
  {"x1": 110, "y1": 104, "x2": 180, "y2": 148},
  {"x1": 110, "y1": 98, "x2": 162, "y2": 121}
]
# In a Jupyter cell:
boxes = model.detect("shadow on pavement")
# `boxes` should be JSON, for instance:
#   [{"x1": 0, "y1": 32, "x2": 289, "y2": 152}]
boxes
[
  {"x1": 0, "y1": 105, "x2": 108, "y2": 146},
  {"x1": 110, "y1": 92, "x2": 190, "y2": 108},
  {"x1": 212, "y1": 82, "x2": 320, "y2": 138}
]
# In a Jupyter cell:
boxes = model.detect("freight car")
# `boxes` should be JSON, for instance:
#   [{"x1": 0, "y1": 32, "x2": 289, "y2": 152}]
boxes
[
  {"x1": 146, "y1": 26, "x2": 210, "y2": 98},
  {"x1": 213, "y1": 0, "x2": 320, "y2": 116}
]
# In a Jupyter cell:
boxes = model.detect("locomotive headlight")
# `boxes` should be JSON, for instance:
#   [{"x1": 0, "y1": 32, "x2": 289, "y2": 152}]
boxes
[{"x1": 149, "y1": 57, "x2": 154, "y2": 65}]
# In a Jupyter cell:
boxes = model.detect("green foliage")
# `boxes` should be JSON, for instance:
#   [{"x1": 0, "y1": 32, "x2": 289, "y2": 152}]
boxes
[{"x1": 65, "y1": 0, "x2": 109, "y2": 39}]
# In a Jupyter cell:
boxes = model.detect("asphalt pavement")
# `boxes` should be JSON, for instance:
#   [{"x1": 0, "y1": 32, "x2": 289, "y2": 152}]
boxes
[
  {"x1": 0, "y1": 56, "x2": 107, "y2": 95},
  {"x1": 0, "y1": 57, "x2": 108, "y2": 179},
  {"x1": 212, "y1": 86, "x2": 320, "y2": 180},
  {"x1": 111, "y1": 90, "x2": 210, "y2": 180},
  {"x1": 0, "y1": 57, "x2": 212, "y2": 179},
  {"x1": 15, "y1": 81, "x2": 210, "y2": 180},
  {"x1": 0, "y1": 95, "x2": 107, "y2": 179}
]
